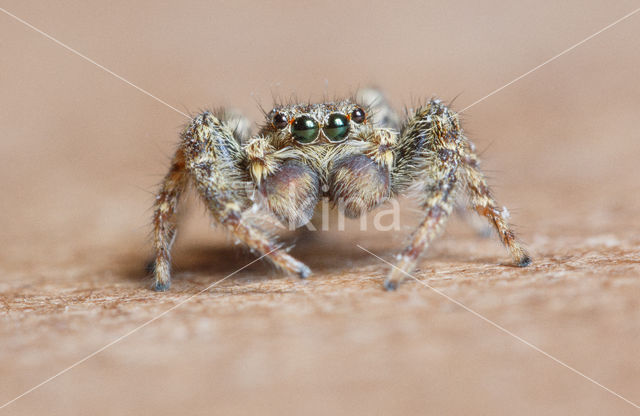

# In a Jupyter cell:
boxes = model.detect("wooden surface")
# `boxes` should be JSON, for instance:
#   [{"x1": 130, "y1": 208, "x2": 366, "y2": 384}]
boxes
[{"x1": 1, "y1": 1, "x2": 640, "y2": 414}]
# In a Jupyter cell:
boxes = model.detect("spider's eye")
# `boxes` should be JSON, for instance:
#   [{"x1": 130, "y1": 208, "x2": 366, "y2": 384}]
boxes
[
  {"x1": 324, "y1": 113, "x2": 349, "y2": 142},
  {"x1": 272, "y1": 112, "x2": 289, "y2": 129},
  {"x1": 350, "y1": 107, "x2": 366, "y2": 124},
  {"x1": 291, "y1": 116, "x2": 319, "y2": 144}
]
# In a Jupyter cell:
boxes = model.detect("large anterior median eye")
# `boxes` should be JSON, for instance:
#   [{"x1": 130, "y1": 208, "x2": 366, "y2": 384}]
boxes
[
  {"x1": 324, "y1": 113, "x2": 349, "y2": 142},
  {"x1": 291, "y1": 115, "x2": 319, "y2": 143}
]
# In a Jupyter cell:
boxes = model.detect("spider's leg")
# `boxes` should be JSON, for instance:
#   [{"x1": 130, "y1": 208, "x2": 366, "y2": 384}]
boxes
[
  {"x1": 385, "y1": 101, "x2": 461, "y2": 290},
  {"x1": 356, "y1": 87, "x2": 401, "y2": 131},
  {"x1": 220, "y1": 108, "x2": 252, "y2": 142},
  {"x1": 454, "y1": 194, "x2": 493, "y2": 238},
  {"x1": 459, "y1": 144, "x2": 531, "y2": 267},
  {"x1": 183, "y1": 112, "x2": 310, "y2": 283},
  {"x1": 385, "y1": 99, "x2": 529, "y2": 290},
  {"x1": 152, "y1": 149, "x2": 189, "y2": 291}
]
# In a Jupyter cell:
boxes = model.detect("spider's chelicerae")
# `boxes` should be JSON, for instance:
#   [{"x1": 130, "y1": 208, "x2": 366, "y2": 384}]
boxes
[{"x1": 152, "y1": 88, "x2": 530, "y2": 291}]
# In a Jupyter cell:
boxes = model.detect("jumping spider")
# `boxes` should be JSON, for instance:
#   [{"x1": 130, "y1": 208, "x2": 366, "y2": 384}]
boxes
[{"x1": 152, "y1": 88, "x2": 530, "y2": 291}]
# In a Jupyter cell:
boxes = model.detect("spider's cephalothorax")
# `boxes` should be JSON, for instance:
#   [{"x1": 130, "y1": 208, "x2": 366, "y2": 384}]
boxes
[{"x1": 151, "y1": 89, "x2": 530, "y2": 291}]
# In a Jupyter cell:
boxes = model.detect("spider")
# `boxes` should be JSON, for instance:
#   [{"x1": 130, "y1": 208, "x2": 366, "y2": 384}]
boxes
[{"x1": 151, "y1": 88, "x2": 530, "y2": 291}]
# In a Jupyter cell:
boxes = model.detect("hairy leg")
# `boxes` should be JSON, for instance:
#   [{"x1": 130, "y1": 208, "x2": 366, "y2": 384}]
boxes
[
  {"x1": 182, "y1": 112, "x2": 310, "y2": 281},
  {"x1": 459, "y1": 149, "x2": 530, "y2": 266},
  {"x1": 152, "y1": 149, "x2": 188, "y2": 291},
  {"x1": 356, "y1": 87, "x2": 401, "y2": 131},
  {"x1": 386, "y1": 99, "x2": 529, "y2": 290},
  {"x1": 454, "y1": 196, "x2": 494, "y2": 238},
  {"x1": 385, "y1": 101, "x2": 461, "y2": 289}
]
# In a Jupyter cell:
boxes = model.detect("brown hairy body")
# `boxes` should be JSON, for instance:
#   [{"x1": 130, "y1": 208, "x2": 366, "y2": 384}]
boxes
[{"x1": 151, "y1": 88, "x2": 530, "y2": 291}]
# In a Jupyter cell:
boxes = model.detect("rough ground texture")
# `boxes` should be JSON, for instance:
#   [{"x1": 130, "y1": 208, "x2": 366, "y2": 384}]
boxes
[{"x1": 1, "y1": 1, "x2": 639, "y2": 415}]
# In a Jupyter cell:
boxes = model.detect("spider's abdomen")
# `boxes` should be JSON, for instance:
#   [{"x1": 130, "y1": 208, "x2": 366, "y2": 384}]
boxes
[
  {"x1": 259, "y1": 160, "x2": 320, "y2": 228},
  {"x1": 328, "y1": 154, "x2": 390, "y2": 218}
]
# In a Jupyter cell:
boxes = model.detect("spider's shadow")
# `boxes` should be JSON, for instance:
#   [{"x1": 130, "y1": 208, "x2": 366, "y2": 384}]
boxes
[
  {"x1": 124, "y1": 232, "x2": 376, "y2": 288},
  {"x1": 120, "y1": 226, "x2": 506, "y2": 290}
]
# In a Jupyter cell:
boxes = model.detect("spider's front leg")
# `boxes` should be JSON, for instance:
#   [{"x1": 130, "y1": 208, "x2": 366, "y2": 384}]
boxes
[
  {"x1": 356, "y1": 87, "x2": 401, "y2": 131},
  {"x1": 385, "y1": 100, "x2": 530, "y2": 290},
  {"x1": 152, "y1": 111, "x2": 309, "y2": 291},
  {"x1": 152, "y1": 148, "x2": 189, "y2": 291}
]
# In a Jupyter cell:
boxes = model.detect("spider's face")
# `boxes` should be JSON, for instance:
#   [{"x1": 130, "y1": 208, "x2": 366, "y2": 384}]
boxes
[
  {"x1": 248, "y1": 99, "x2": 385, "y2": 228},
  {"x1": 264, "y1": 100, "x2": 368, "y2": 146}
]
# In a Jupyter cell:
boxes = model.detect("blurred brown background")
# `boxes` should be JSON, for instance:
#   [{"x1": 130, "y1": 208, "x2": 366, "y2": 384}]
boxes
[{"x1": 1, "y1": 1, "x2": 639, "y2": 415}]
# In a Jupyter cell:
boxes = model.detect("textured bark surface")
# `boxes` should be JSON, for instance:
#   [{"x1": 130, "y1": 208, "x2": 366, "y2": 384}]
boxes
[{"x1": 1, "y1": 1, "x2": 639, "y2": 415}]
